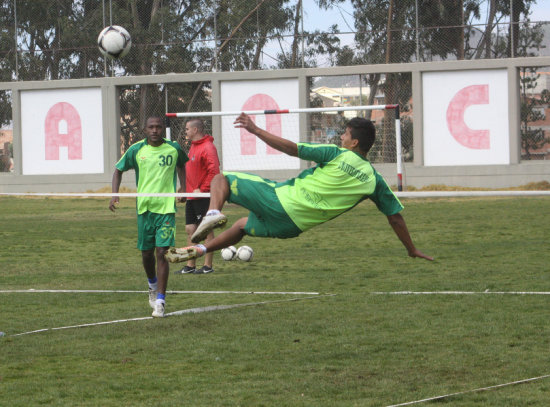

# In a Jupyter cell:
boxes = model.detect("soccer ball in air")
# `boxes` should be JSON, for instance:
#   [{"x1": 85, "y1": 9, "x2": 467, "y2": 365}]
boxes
[
  {"x1": 220, "y1": 246, "x2": 237, "y2": 261},
  {"x1": 97, "y1": 25, "x2": 132, "y2": 59},
  {"x1": 236, "y1": 246, "x2": 254, "y2": 262}
]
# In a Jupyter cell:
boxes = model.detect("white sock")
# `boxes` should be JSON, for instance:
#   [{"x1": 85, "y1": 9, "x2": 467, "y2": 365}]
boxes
[
  {"x1": 148, "y1": 282, "x2": 158, "y2": 291},
  {"x1": 206, "y1": 209, "x2": 221, "y2": 216},
  {"x1": 156, "y1": 298, "x2": 165, "y2": 305}
]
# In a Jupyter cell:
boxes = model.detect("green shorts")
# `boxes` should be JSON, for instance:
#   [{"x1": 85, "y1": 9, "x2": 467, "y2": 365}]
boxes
[
  {"x1": 137, "y1": 211, "x2": 176, "y2": 250},
  {"x1": 224, "y1": 172, "x2": 302, "y2": 239}
]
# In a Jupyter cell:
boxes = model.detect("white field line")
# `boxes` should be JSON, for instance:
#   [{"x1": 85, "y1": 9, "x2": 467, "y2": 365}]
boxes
[
  {"x1": 386, "y1": 374, "x2": 550, "y2": 406},
  {"x1": 396, "y1": 191, "x2": 550, "y2": 198},
  {"x1": 4, "y1": 290, "x2": 550, "y2": 296},
  {"x1": 0, "y1": 289, "x2": 320, "y2": 295},
  {"x1": 0, "y1": 192, "x2": 210, "y2": 198},
  {"x1": 7, "y1": 294, "x2": 334, "y2": 338},
  {"x1": 370, "y1": 291, "x2": 550, "y2": 295},
  {"x1": 1, "y1": 191, "x2": 549, "y2": 198}
]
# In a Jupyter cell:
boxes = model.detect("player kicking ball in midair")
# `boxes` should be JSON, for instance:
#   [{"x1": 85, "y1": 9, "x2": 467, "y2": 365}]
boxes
[{"x1": 165, "y1": 113, "x2": 433, "y2": 264}]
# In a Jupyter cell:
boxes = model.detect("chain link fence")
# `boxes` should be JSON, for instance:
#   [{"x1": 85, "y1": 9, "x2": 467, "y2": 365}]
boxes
[
  {"x1": 1, "y1": 1, "x2": 549, "y2": 163},
  {"x1": 119, "y1": 82, "x2": 212, "y2": 154},
  {"x1": 1, "y1": 1, "x2": 548, "y2": 79},
  {"x1": 0, "y1": 91, "x2": 13, "y2": 173}
]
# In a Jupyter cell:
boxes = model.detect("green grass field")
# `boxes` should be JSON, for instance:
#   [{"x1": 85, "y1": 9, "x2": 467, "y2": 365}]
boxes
[{"x1": 1, "y1": 196, "x2": 549, "y2": 406}]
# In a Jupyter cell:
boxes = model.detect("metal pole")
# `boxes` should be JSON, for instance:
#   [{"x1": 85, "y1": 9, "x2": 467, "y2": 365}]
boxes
[
  {"x1": 301, "y1": 0, "x2": 305, "y2": 68},
  {"x1": 109, "y1": 0, "x2": 114, "y2": 75},
  {"x1": 165, "y1": 86, "x2": 171, "y2": 140},
  {"x1": 102, "y1": 0, "x2": 107, "y2": 77},
  {"x1": 167, "y1": 105, "x2": 396, "y2": 117},
  {"x1": 415, "y1": 0, "x2": 420, "y2": 61},
  {"x1": 213, "y1": 0, "x2": 218, "y2": 71},
  {"x1": 359, "y1": 74, "x2": 364, "y2": 116},
  {"x1": 14, "y1": 0, "x2": 19, "y2": 80},
  {"x1": 510, "y1": 0, "x2": 514, "y2": 58},
  {"x1": 394, "y1": 106, "x2": 403, "y2": 191}
]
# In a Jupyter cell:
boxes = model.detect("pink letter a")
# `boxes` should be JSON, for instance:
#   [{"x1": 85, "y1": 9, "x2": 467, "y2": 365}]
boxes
[
  {"x1": 240, "y1": 94, "x2": 283, "y2": 155},
  {"x1": 45, "y1": 102, "x2": 82, "y2": 160}
]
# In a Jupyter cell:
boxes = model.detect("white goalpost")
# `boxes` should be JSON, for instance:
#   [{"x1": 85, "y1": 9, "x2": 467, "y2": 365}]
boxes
[{"x1": 166, "y1": 104, "x2": 405, "y2": 191}]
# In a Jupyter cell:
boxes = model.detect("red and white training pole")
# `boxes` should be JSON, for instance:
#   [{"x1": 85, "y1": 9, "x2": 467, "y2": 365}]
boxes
[
  {"x1": 394, "y1": 105, "x2": 403, "y2": 192},
  {"x1": 166, "y1": 104, "x2": 399, "y2": 118}
]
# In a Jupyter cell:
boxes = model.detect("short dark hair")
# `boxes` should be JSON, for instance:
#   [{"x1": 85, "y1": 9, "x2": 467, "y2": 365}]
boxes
[
  {"x1": 187, "y1": 118, "x2": 205, "y2": 134},
  {"x1": 145, "y1": 116, "x2": 164, "y2": 128},
  {"x1": 347, "y1": 117, "x2": 375, "y2": 153}
]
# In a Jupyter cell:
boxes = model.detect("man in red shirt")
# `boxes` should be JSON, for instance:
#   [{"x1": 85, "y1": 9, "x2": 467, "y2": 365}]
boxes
[{"x1": 176, "y1": 118, "x2": 220, "y2": 274}]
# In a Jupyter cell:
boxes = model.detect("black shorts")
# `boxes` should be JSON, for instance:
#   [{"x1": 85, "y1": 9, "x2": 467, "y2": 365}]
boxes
[{"x1": 185, "y1": 198, "x2": 210, "y2": 225}]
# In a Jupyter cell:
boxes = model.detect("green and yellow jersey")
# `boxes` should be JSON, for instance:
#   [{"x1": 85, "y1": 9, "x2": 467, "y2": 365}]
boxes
[
  {"x1": 275, "y1": 143, "x2": 403, "y2": 232},
  {"x1": 116, "y1": 138, "x2": 188, "y2": 214}
]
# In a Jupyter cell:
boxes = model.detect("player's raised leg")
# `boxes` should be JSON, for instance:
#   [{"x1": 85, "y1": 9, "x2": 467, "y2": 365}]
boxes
[
  {"x1": 190, "y1": 174, "x2": 230, "y2": 243},
  {"x1": 166, "y1": 217, "x2": 247, "y2": 263}
]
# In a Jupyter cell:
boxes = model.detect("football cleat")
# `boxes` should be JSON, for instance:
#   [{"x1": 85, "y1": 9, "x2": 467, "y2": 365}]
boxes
[
  {"x1": 152, "y1": 301, "x2": 165, "y2": 318},
  {"x1": 191, "y1": 213, "x2": 227, "y2": 243},
  {"x1": 165, "y1": 246, "x2": 204, "y2": 263},
  {"x1": 148, "y1": 287, "x2": 157, "y2": 309}
]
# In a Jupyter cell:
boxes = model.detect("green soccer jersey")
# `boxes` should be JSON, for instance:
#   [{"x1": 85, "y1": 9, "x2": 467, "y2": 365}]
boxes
[
  {"x1": 116, "y1": 138, "x2": 188, "y2": 215},
  {"x1": 275, "y1": 143, "x2": 403, "y2": 232}
]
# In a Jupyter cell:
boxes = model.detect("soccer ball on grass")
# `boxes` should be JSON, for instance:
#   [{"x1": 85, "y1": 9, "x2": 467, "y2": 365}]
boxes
[
  {"x1": 97, "y1": 25, "x2": 132, "y2": 59},
  {"x1": 236, "y1": 246, "x2": 254, "y2": 262},
  {"x1": 220, "y1": 246, "x2": 237, "y2": 261}
]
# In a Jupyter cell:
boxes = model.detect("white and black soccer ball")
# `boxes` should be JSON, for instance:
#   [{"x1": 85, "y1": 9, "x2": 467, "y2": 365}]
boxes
[
  {"x1": 97, "y1": 25, "x2": 132, "y2": 59},
  {"x1": 220, "y1": 246, "x2": 237, "y2": 261},
  {"x1": 236, "y1": 245, "x2": 254, "y2": 262}
]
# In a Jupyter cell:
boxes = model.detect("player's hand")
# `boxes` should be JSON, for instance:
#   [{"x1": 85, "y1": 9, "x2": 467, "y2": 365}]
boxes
[
  {"x1": 177, "y1": 187, "x2": 186, "y2": 203},
  {"x1": 408, "y1": 248, "x2": 434, "y2": 261},
  {"x1": 234, "y1": 113, "x2": 259, "y2": 134},
  {"x1": 109, "y1": 197, "x2": 119, "y2": 212}
]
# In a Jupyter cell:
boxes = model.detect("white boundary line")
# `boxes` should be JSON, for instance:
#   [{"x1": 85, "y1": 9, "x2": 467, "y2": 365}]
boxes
[
  {"x1": 370, "y1": 291, "x2": 550, "y2": 295},
  {"x1": 1, "y1": 191, "x2": 549, "y2": 198},
  {"x1": 5, "y1": 290, "x2": 550, "y2": 295},
  {"x1": 7, "y1": 294, "x2": 335, "y2": 337},
  {"x1": 0, "y1": 289, "x2": 320, "y2": 295},
  {"x1": 395, "y1": 191, "x2": 550, "y2": 198},
  {"x1": 0, "y1": 192, "x2": 210, "y2": 197},
  {"x1": 386, "y1": 374, "x2": 550, "y2": 406}
]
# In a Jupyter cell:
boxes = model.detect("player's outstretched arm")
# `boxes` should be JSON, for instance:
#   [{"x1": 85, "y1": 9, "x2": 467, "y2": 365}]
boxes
[
  {"x1": 234, "y1": 113, "x2": 298, "y2": 157},
  {"x1": 387, "y1": 213, "x2": 434, "y2": 261},
  {"x1": 109, "y1": 169, "x2": 123, "y2": 212}
]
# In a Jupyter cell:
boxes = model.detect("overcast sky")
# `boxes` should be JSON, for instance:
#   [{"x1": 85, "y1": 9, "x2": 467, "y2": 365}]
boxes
[{"x1": 302, "y1": 0, "x2": 550, "y2": 32}]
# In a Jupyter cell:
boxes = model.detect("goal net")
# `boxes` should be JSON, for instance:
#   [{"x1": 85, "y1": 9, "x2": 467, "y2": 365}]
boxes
[{"x1": 166, "y1": 105, "x2": 404, "y2": 190}]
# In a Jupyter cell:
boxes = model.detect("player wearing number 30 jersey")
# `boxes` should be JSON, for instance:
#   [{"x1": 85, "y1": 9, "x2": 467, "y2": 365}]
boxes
[
  {"x1": 109, "y1": 117, "x2": 188, "y2": 318},
  {"x1": 116, "y1": 136, "x2": 187, "y2": 214}
]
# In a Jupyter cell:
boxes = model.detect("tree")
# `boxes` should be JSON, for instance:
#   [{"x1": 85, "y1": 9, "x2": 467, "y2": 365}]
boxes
[
  {"x1": 519, "y1": 68, "x2": 550, "y2": 160},
  {"x1": 469, "y1": 0, "x2": 537, "y2": 59}
]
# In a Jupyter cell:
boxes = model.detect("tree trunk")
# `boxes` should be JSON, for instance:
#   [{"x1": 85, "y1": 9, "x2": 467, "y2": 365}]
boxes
[
  {"x1": 290, "y1": 0, "x2": 302, "y2": 68},
  {"x1": 385, "y1": 0, "x2": 394, "y2": 65},
  {"x1": 252, "y1": 36, "x2": 267, "y2": 69},
  {"x1": 475, "y1": 0, "x2": 496, "y2": 58},
  {"x1": 507, "y1": 0, "x2": 522, "y2": 57},
  {"x1": 458, "y1": 0, "x2": 465, "y2": 60}
]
